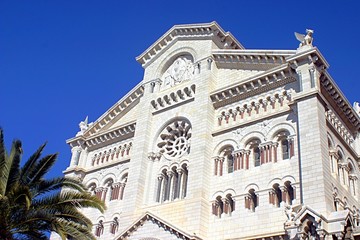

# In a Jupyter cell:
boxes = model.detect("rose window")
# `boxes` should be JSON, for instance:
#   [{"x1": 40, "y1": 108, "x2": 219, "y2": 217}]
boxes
[{"x1": 157, "y1": 119, "x2": 192, "y2": 159}]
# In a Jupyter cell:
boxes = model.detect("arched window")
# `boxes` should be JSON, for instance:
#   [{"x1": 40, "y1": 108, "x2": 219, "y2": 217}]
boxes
[
  {"x1": 214, "y1": 145, "x2": 234, "y2": 176},
  {"x1": 275, "y1": 130, "x2": 293, "y2": 160},
  {"x1": 246, "y1": 138, "x2": 262, "y2": 167},
  {"x1": 348, "y1": 162, "x2": 357, "y2": 196},
  {"x1": 212, "y1": 196, "x2": 224, "y2": 218},
  {"x1": 110, "y1": 217, "x2": 119, "y2": 234},
  {"x1": 156, "y1": 164, "x2": 188, "y2": 203},
  {"x1": 95, "y1": 220, "x2": 104, "y2": 237},
  {"x1": 271, "y1": 183, "x2": 282, "y2": 207},
  {"x1": 284, "y1": 181, "x2": 295, "y2": 205},
  {"x1": 224, "y1": 194, "x2": 235, "y2": 215},
  {"x1": 245, "y1": 189, "x2": 258, "y2": 212}
]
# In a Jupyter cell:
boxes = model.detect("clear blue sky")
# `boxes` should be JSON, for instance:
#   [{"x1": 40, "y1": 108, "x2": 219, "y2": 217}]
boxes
[{"x1": 1, "y1": 1, "x2": 360, "y2": 179}]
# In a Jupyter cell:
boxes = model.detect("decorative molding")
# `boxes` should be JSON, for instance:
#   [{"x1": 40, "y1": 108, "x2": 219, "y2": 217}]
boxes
[
  {"x1": 67, "y1": 122, "x2": 136, "y2": 149},
  {"x1": 210, "y1": 64, "x2": 296, "y2": 109},
  {"x1": 320, "y1": 72, "x2": 360, "y2": 132},
  {"x1": 217, "y1": 90, "x2": 291, "y2": 128},
  {"x1": 151, "y1": 84, "x2": 196, "y2": 113},
  {"x1": 213, "y1": 49, "x2": 295, "y2": 71},
  {"x1": 136, "y1": 21, "x2": 243, "y2": 67},
  {"x1": 326, "y1": 110, "x2": 354, "y2": 146}
]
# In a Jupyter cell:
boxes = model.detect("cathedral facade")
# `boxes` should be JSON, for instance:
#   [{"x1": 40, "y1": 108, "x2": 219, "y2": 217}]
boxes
[{"x1": 58, "y1": 22, "x2": 360, "y2": 240}]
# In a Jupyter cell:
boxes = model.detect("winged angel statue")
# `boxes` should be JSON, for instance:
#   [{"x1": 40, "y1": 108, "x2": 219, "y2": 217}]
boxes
[{"x1": 294, "y1": 29, "x2": 314, "y2": 48}]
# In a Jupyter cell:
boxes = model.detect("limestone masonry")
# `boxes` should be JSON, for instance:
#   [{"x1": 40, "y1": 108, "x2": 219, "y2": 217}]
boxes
[{"x1": 54, "y1": 22, "x2": 360, "y2": 240}]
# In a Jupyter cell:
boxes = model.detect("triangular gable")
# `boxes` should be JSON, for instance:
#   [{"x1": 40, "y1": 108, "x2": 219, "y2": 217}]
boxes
[
  {"x1": 116, "y1": 212, "x2": 202, "y2": 240},
  {"x1": 136, "y1": 21, "x2": 244, "y2": 68},
  {"x1": 292, "y1": 205, "x2": 326, "y2": 224},
  {"x1": 83, "y1": 82, "x2": 144, "y2": 138}
]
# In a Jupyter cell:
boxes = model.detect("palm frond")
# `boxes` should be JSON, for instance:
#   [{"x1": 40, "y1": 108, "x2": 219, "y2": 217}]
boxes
[
  {"x1": 32, "y1": 191, "x2": 106, "y2": 213},
  {"x1": 20, "y1": 143, "x2": 46, "y2": 184},
  {"x1": 27, "y1": 153, "x2": 57, "y2": 185},
  {"x1": 32, "y1": 177, "x2": 86, "y2": 197},
  {"x1": 1, "y1": 140, "x2": 22, "y2": 196},
  {"x1": 0, "y1": 128, "x2": 6, "y2": 195}
]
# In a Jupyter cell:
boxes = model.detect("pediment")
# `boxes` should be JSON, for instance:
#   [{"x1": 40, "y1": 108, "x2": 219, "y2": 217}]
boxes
[
  {"x1": 136, "y1": 21, "x2": 244, "y2": 68},
  {"x1": 66, "y1": 83, "x2": 144, "y2": 149},
  {"x1": 116, "y1": 212, "x2": 202, "y2": 240}
]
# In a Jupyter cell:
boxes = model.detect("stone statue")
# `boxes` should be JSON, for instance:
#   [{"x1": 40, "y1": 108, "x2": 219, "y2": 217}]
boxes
[
  {"x1": 285, "y1": 205, "x2": 295, "y2": 222},
  {"x1": 353, "y1": 102, "x2": 360, "y2": 115},
  {"x1": 162, "y1": 56, "x2": 194, "y2": 89},
  {"x1": 295, "y1": 29, "x2": 314, "y2": 48},
  {"x1": 76, "y1": 116, "x2": 93, "y2": 136},
  {"x1": 285, "y1": 204, "x2": 302, "y2": 224}
]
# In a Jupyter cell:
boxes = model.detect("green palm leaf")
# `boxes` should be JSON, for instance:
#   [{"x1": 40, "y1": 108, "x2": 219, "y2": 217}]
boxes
[{"x1": 0, "y1": 129, "x2": 105, "y2": 239}]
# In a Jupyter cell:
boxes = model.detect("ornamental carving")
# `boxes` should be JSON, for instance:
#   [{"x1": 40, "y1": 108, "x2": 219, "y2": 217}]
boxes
[
  {"x1": 161, "y1": 56, "x2": 194, "y2": 89},
  {"x1": 156, "y1": 119, "x2": 192, "y2": 160}
]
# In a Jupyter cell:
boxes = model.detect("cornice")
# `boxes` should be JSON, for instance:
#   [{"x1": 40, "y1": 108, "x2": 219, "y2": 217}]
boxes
[
  {"x1": 66, "y1": 121, "x2": 136, "y2": 149},
  {"x1": 320, "y1": 71, "x2": 360, "y2": 133},
  {"x1": 285, "y1": 47, "x2": 329, "y2": 72},
  {"x1": 81, "y1": 82, "x2": 144, "y2": 138},
  {"x1": 210, "y1": 64, "x2": 296, "y2": 109},
  {"x1": 213, "y1": 49, "x2": 296, "y2": 71},
  {"x1": 136, "y1": 21, "x2": 244, "y2": 67}
]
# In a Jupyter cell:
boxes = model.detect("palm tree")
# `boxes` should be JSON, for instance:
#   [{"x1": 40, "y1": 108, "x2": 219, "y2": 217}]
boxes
[{"x1": 0, "y1": 129, "x2": 106, "y2": 240}]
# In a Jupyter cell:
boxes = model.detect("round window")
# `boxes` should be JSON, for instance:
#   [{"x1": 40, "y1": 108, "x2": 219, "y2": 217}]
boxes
[{"x1": 157, "y1": 119, "x2": 192, "y2": 159}]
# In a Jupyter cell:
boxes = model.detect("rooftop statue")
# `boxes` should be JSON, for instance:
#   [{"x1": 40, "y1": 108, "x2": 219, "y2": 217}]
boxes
[
  {"x1": 295, "y1": 29, "x2": 314, "y2": 48},
  {"x1": 76, "y1": 116, "x2": 93, "y2": 136},
  {"x1": 353, "y1": 102, "x2": 360, "y2": 116}
]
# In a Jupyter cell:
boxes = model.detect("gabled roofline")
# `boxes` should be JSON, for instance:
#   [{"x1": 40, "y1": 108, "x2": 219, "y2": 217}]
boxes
[
  {"x1": 78, "y1": 82, "x2": 144, "y2": 138},
  {"x1": 136, "y1": 21, "x2": 244, "y2": 67},
  {"x1": 116, "y1": 212, "x2": 203, "y2": 240},
  {"x1": 320, "y1": 70, "x2": 360, "y2": 132}
]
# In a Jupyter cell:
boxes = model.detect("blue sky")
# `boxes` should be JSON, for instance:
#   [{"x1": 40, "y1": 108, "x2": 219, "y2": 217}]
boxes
[{"x1": 1, "y1": 1, "x2": 360, "y2": 179}]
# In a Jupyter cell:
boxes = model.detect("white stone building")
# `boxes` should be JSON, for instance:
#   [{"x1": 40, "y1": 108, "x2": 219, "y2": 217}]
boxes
[{"x1": 59, "y1": 22, "x2": 360, "y2": 240}]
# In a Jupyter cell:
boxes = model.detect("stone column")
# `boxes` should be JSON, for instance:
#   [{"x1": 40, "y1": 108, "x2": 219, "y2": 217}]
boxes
[
  {"x1": 180, "y1": 166, "x2": 188, "y2": 199},
  {"x1": 176, "y1": 168, "x2": 184, "y2": 199},
  {"x1": 156, "y1": 175, "x2": 164, "y2": 202},
  {"x1": 273, "y1": 143, "x2": 278, "y2": 162},
  {"x1": 166, "y1": 171, "x2": 174, "y2": 201},
  {"x1": 219, "y1": 157, "x2": 224, "y2": 176},
  {"x1": 153, "y1": 79, "x2": 162, "y2": 92},
  {"x1": 102, "y1": 188, "x2": 108, "y2": 202},
  {"x1": 119, "y1": 183, "x2": 126, "y2": 200},
  {"x1": 214, "y1": 157, "x2": 219, "y2": 176},
  {"x1": 70, "y1": 146, "x2": 82, "y2": 167},
  {"x1": 245, "y1": 151, "x2": 250, "y2": 169}
]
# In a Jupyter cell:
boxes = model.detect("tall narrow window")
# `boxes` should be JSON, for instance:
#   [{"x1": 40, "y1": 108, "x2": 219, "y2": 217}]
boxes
[
  {"x1": 281, "y1": 139, "x2": 290, "y2": 159},
  {"x1": 273, "y1": 184, "x2": 282, "y2": 207},
  {"x1": 284, "y1": 181, "x2": 295, "y2": 205},
  {"x1": 110, "y1": 217, "x2": 119, "y2": 234},
  {"x1": 212, "y1": 196, "x2": 223, "y2": 218},
  {"x1": 95, "y1": 220, "x2": 104, "y2": 237},
  {"x1": 245, "y1": 189, "x2": 258, "y2": 212},
  {"x1": 227, "y1": 154, "x2": 234, "y2": 173},
  {"x1": 254, "y1": 147, "x2": 260, "y2": 167},
  {"x1": 224, "y1": 194, "x2": 235, "y2": 215}
]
